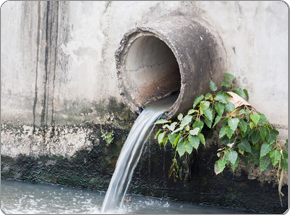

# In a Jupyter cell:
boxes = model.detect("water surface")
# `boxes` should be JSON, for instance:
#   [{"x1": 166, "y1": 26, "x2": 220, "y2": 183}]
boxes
[{"x1": 1, "y1": 179, "x2": 251, "y2": 214}]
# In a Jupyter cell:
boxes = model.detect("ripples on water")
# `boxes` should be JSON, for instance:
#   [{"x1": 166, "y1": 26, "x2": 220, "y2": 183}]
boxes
[{"x1": 1, "y1": 179, "x2": 250, "y2": 214}]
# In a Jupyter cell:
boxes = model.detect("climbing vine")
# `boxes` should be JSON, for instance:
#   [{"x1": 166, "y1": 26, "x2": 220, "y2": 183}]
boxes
[{"x1": 154, "y1": 73, "x2": 288, "y2": 205}]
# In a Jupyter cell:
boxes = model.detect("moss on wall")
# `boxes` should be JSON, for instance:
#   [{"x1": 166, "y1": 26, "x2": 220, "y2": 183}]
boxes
[{"x1": 1, "y1": 124, "x2": 288, "y2": 213}]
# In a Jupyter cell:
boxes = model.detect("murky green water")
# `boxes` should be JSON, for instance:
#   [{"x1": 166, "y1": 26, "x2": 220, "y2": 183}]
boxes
[{"x1": 1, "y1": 179, "x2": 251, "y2": 214}]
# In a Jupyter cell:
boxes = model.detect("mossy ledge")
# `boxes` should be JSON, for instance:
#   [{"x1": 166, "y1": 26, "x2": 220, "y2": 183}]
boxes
[{"x1": 1, "y1": 125, "x2": 288, "y2": 213}]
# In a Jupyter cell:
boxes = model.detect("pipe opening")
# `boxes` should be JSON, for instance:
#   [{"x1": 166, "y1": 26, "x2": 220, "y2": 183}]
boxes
[
  {"x1": 116, "y1": 18, "x2": 226, "y2": 119},
  {"x1": 123, "y1": 36, "x2": 181, "y2": 108}
]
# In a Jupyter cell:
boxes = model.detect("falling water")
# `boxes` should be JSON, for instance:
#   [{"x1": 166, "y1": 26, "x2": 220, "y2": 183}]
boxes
[{"x1": 101, "y1": 95, "x2": 177, "y2": 213}]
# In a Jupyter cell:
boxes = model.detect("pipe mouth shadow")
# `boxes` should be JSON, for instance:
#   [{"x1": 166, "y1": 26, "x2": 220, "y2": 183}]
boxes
[{"x1": 123, "y1": 35, "x2": 181, "y2": 110}]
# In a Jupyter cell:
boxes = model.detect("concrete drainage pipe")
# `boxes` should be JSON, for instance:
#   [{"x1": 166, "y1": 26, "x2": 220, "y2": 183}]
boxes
[{"x1": 115, "y1": 16, "x2": 226, "y2": 119}]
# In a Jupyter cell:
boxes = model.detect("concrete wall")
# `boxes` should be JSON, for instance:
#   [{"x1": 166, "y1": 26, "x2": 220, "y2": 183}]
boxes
[
  {"x1": 1, "y1": 1, "x2": 288, "y2": 128},
  {"x1": 1, "y1": 1, "x2": 288, "y2": 211}
]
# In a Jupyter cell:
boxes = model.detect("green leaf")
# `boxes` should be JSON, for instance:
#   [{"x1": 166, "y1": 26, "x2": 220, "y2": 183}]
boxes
[
  {"x1": 221, "y1": 80, "x2": 231, "y2": 88},
  {"x1": 180, "y1": 115, "x2": 193, "y2": 128},
  {"x1": 193, "y1": 95, "x2": 204, "y2": 108},
  {"x1": 193, "y1": 121, "x2": 204, "y2": 131},
  {"x1": 187, "y1": 109, "x2": 196, "y2": 115},
  {"x1": 167, "y1": 122, "x2": 177, "y2": 131},
  {"x1": 184, "y1": 141, "x2": 193, "y2": 154},
  {"x1": 269, "y1": 150, "x2": 281, "y2": 167},
  {"x1": 260, "y1": 154, "x2": 271, "y2": 172},
  {"x1": 226, "y1": 150, "x2": 238, "y2": 165},
  {"x1": 240, "y1": 129, "x2": 249, "y2": 139},
  {"x1": 260, "y1": 126, "x2": 268, "y2": 142},
  {"x1": 215, "y1": 103, "x2": 225, "y2": 116},
  {"x1": 248, "y1": 125, "x2": 254, "y2": 136},
  {"x1": 225, "y1": 125, "x2": 234, "y2": 139},
  {"x1": 198, "y1": 133, "x2": 205, "y2": 146},
  {"x1": 253, "y1": 143, "x2": 259, "y2": 151},
  {"x1": 219, "y1": 126, "x2": 226, "y2": 138},
  {"x1": 239, "y1": 119, "x2": 248, "y2": 133},
  {"x1": 225, "y1": 101, "x2": 235, "y2": 112},
  {"x1": 213, "y1": 115, "x2": 222, "y2": 128},
  {"x1": 222, "y1": 117, "x2": 228, "y2": 124},
  {"x1": 250, "y1": 114, "x2": 260, "y2": 125},
  {"x1": 286, "y1": 139, "x2": 288, "y2": 149},
  {"x1": 189, "y1": 128, "x2": 200, "y2": 136},
  {"x1": 218, "y1": 158, "x2": 227, "y2": 172},
  {"x1": 210, "y1": 80, "x2": 217, "y2": 91},
  {"x1": 241, "y1": 156, "x2": 252, "y2": 173},
  {"x1": 243, "y1": 89, "x2": 249, "y2": 100},
  {"x1": 174, "y1": 135, "x2": 181, "y2": 147},
  {"x1": 238, "y1": 139, "x2": 252, "y2": 153},
  {"x1": 155, "y1": 129, "x2": 162, "y2": 139},
  {"x1": 260, "y1": 143, "x2": 272, "y2": 157},
  {"x1": 230, "y1": 156, "x2": 240, "y2": 172},
  {"x1": 188, "y1": 135, "x2": 200, "y2": 150},
  {"x1": 205, "y1": 93, "x2": 213, "y2": 100},
  {"x1": 177, "y1": 113, "x2": 183, "y2": 121},
  {"x1": 224, "y1": 73, "x2": 235, "y2": 81},
  {"x1": 163, "y1": 137, "x2": 169, "y2": 148},
  {"x1": 236, "y1": 88, "x2": 244, "y2": 98},
  {"x1": 214, "y1": 92, "x2": 228, "y2": 104},
  {"x1": 228, "y1": 118, "x2": 239, "y2": 132},
  {"x1": 238, "y1": 109, "x2": 246, "y2": 116},
  {"x1": 220, "y1": 136, "x2": 235, "y2": 145},
  {"x1": 238, "y1": 148, "x2": 244, "y2": 155},
  {"x1": 266, "y1": 130, "x2": 276, "y2": 144},
  {"x1": 281, "y1": 150, "x2": 288, "y2": 171},
  {"x1": 223, "y1": 92, "x2": 232, "y2": 99},
  {"x1": 271, "y1": 128, "x2": 279, "y2": 136},
  {"x1": 158, "y1": 132, "x2": 166, "y2": 144},
  {"x1": 249, "y1": 148, "x2": 259, "y2": 165},
  {"x1": 251, "y1": 131, "x2": 260, "y2": 144},
  {"x1": 172, "y1": 127, "x2": 183, "y2": 134},
  {"x1": 214, "y1": 161, "x2": 222, "y2": 175},
  {"x1": 258, "y1": 113, "x2": 267, "y2": 124},
  {"x1": 249, "y1": 122, "x2": 254, "y2": 129},
  {"x1": 168, "y1": 133, "x2": 176, "y2": 146},
  {"x1": 199, "y1": 101, "x2": 210, "y2": 114},
  {"x1": 282, "y1": 149, "x2": 288, "y2": 159},
  {"x1": 204, "y1": 118, "x2": 213, "y2": 129},
  {"x1": 245, "y1": 109, "x2": 251, "y2": 115},
  {"x1": 162, "y1": 124, "x2": 169, "y2": 129},
  {"x1": 177, "y1": 141, "x2": 186, "y2": 157},
  {"x1": 204, "y1": 108, "x2": 213, "y2": 121},
  {"x1": 155, "y1": 119, "x2": 170, "y2": 124}
]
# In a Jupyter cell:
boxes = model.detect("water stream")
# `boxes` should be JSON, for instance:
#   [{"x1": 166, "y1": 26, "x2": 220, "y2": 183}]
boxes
[{"x1": 101, "y1": 96, "x2": 177, "y2": 213}]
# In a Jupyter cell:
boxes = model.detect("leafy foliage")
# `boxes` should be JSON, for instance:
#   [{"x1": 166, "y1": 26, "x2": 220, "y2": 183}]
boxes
[
  {"x1": 101, "y1": 131, "x2": 114, "y2": 146},
  {"x1": 154, "y1": 73, "x2": 288, "y2": 205}
]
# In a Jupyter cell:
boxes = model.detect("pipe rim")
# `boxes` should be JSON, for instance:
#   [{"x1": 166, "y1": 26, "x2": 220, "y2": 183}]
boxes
[{"x1": 115, "y1": 27, "x2": 184, "y2": 119}]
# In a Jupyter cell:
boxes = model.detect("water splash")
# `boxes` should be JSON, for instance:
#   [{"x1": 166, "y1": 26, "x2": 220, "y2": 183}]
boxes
[{"x1": 101, "y1": 96, "x2": 177, "y2": 213}]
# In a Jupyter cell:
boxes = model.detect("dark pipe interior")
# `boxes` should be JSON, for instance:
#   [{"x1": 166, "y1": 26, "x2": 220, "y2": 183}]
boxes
[{"x1": 123, "y1": 36, "x2": 181, "y2": 107}]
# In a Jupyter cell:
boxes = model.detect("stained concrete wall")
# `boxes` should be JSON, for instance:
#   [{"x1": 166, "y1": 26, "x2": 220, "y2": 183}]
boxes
[
  {"x1": 1, "y1": 1, "x2": 288, "y2": 129},
  {"x1": 1, "y1": 1, "x2": 288, "y2": 212}
]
